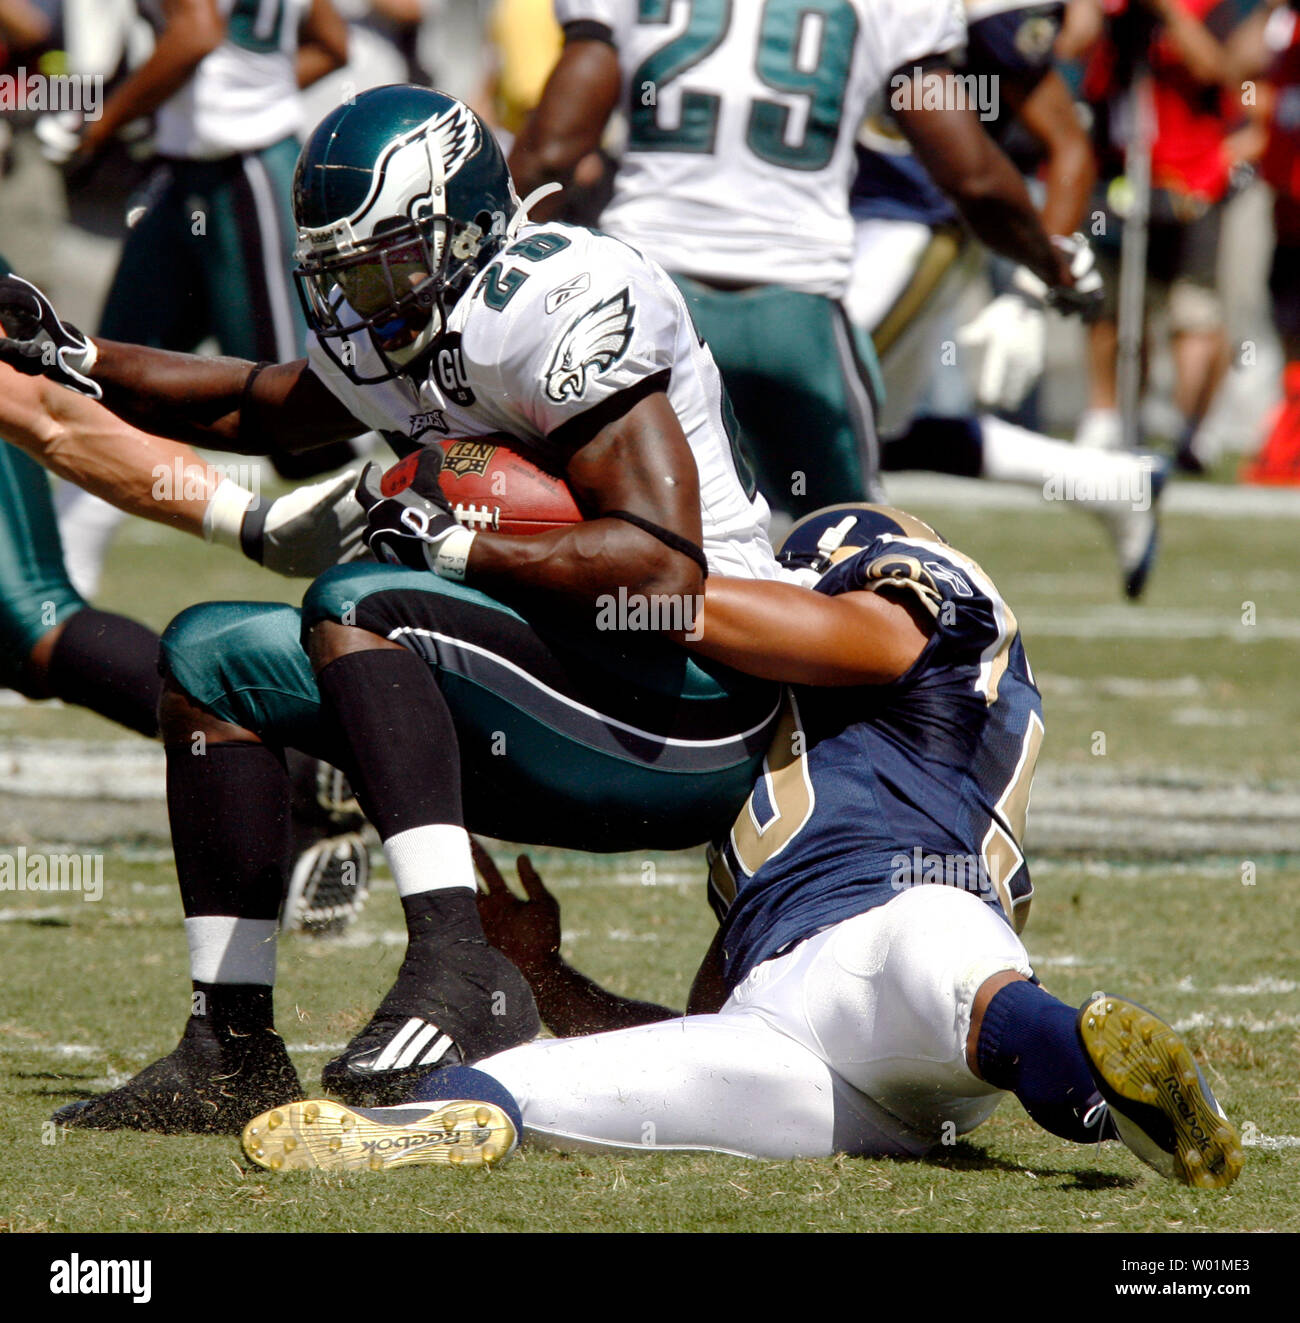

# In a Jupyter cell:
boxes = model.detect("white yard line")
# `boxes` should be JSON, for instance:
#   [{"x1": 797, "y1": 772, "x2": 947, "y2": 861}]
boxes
[{"x1": 882, "y1": 472, "x2": 1300, "y2": 518}]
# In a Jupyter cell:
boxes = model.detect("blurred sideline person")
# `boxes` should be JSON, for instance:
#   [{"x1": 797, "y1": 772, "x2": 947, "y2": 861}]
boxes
[
  {"x1": 238, "y1": 505, "x2": 1243, "y2": 1192},
  {"x1": 847, "y1": 0, "x2": 1166, "y2": 598},
  {"x1": 1070, "y1": 0, "x2": 1245, "y2": 471},
  {"x1": 509, "y1": 0, "x2": 1095, "y2": 519},
  {"x1": 1236, "y1": 0, "x2": 1300, "y2": 484}
]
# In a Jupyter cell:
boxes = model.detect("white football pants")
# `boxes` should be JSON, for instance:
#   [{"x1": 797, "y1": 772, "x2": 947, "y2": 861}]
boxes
[
  {"x1": 844, "y1": 217, "x2": 980, "y2": 436},
  {"x1": 479, "y1": 886, "x2": 1033, "y2": 1160}
]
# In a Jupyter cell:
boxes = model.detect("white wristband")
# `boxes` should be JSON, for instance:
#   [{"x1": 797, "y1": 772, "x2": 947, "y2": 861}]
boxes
[
  {"x1": 203, "y1": 478, "x2": 255, "y2": 549},
  {"x1": 433, "y1": 526, "x2": 476, "y2": 581},
  {"x1": 80, "y1": 336, "x2": 98, "y2": 374}
]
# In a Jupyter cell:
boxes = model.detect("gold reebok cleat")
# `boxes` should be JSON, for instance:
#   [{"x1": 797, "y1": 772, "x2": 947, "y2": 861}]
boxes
[
  {"x1": 242, "y1": 1097, "x2": 517, "y2": 1173},
  {"x1": 1078, "y1": 995, "x2": 1244, "y2": 1189}
]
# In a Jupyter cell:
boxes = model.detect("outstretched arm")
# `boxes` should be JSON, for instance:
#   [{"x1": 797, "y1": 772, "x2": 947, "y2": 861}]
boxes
[
  {"x1": 679, "y1": 576, "x2": 931, "y2": 686},
  {"x1": 90, "y1": 344, "x2": 365, "y2": 456},
  {"x1": 1014, "y1": 69, "x2": 1097, "y2": 238},
  {"x1": 0, "y1": 274, "x2": 365, "y2": 454},
  {"x1": 895, "y1": 67, "x2": 1074, "y2": 292},
  {"x1": 0, "y1": 362, "x2": 364, "y2": 575}
]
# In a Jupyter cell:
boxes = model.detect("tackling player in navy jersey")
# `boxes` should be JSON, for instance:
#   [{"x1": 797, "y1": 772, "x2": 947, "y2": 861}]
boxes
[{"x1": 240, "y1": 505, "x2": 1243, "y2": 1190}]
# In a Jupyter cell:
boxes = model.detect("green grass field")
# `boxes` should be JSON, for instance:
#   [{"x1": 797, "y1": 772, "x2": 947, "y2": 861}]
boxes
[{"x1": 1, "y1": 484, "x2": 1298, "y2": 1233}]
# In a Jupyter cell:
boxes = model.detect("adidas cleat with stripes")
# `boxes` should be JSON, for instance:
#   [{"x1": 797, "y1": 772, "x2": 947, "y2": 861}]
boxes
[
  {"x1": 1078, "y1": 995, "x2": 1244, "y2": 1189},
  {"x1": 241, "y1": 1098, "x2": 517, "y2": 1173}
]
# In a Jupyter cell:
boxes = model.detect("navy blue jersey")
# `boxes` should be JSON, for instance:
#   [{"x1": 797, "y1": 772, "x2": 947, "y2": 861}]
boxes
[
  {"x1": 851, "y1": 1, "x2": 1065, "y2": 226},
  {"x1": 711, "y1": 527, "x2": 1043, "y2": 988}
]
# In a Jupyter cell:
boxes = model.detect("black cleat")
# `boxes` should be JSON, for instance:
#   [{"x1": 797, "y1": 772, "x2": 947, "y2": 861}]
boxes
[
  {"x1": 53, "y1": 1016, "x2": 303, "y2": 1135},
  {"x1": 322, "y1": 942, "x2": 540, "y2": 1108}
]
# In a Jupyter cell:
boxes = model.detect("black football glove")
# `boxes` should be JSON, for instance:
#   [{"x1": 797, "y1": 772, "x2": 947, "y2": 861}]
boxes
[
  {"x1": 355, "y1": 449, "x2": 476, "y2": 579},
  {"x1": 0, "y1": 274, "x2": 102, "y2": 398}
]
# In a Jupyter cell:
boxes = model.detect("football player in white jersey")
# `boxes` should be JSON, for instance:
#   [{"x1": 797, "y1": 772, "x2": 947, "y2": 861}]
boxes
[
  {"x1": 509, "y1": 0, "x2": 1096, "y2": 517},
  {"x1": 237, "y1": 505, "x2": 1243, "y2": 1190},
  {"x1": 846, "y1": 0, "x2": 1166, "y2": 598},
  {"x1": 13, "y1": 87, "x2": 840, "y2": 1133}
]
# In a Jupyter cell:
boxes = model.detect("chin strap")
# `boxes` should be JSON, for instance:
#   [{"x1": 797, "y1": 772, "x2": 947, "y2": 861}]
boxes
[{"x1": 506, "y1": 183, "x2": 563, "y2": 241}]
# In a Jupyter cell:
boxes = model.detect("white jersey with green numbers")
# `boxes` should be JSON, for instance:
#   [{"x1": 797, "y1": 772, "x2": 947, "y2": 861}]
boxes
[
  {"x1": 554, "y1": 0, "x2": 966, "y2": 297},
  {"x1": 139, "y1": 0, "x2": 307, "y2": 158},
  {"x1": 308, "y1": 220, "x2": 786, "y2": 580}
]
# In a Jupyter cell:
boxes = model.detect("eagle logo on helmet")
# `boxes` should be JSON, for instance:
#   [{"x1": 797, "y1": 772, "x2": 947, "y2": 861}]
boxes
[
  {"x1": 328, "y1": 99, "x2": 482, "y2": 244},
  {"x1": 544, "y1": 290, "x2": 635, "y2": 402}
]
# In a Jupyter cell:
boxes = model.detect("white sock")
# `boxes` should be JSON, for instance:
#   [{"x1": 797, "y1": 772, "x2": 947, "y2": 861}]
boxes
[
  {"x1": 185, "y1": 916, "x2": 278, "y2": 986},
  {"x1": 55, "y1": 487, "x2": 128, "y2": 600},
  {"x1": 1074, "y1": 407, "x2": 1124, "y2": 450},
  {"x1": 980, "y1": 416, "x2": 1149, "y2": 504},
  {"x1": 383, "y1": 824, "x2": 476, "y2": 899}
]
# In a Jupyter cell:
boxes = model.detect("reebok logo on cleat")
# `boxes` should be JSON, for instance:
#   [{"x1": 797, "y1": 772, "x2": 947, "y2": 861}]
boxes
[
  {"x1": 358, "y1": 1126, "x2": 488, "y2": 1155},
  {"x1": 1164, "y1": 1077, "x2": 1210, "y2": 1144}
]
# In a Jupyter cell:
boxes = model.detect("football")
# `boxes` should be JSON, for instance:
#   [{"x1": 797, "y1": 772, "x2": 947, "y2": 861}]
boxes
[{"x1": 434, "y1": 436, "x2": 583, "y2": 535}]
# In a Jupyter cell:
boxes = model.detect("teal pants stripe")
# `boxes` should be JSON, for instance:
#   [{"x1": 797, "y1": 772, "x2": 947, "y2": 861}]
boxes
[
  {"x1": 0, "y1": 442, "x2": 86, "y2": 688},
  {"x1": 672, "y1": 276, "x2": 882, "y2": 513}
]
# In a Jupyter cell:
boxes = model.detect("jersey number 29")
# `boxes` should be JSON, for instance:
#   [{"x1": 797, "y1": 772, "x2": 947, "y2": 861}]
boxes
[{"x1": 630, "y1": 0, "x2": 859, "y2": 170}]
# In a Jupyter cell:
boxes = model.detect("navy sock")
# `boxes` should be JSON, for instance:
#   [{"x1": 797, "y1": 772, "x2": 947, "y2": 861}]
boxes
[
  {"x1": 405, "y1": 1065, "x2": 524, "y2": 1137},
  {"x1": 47, "y1": 607, "x2": 162, "y2": 736},
  {"x1": 977, "y1": 980, "x2": 1112, "y2": 1144}
]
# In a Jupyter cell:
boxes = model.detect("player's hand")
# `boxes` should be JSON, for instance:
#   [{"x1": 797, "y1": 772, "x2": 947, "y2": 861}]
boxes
[
  {"x1": 355, "y1": 450, "x2": 475, "y2": 579},
  {"x1": 0, "y1": 275, "x2": 102, "y2": 399},
  {"x1": 248, "y1": 468, "x2": 369, "y2": 577},
  {"x1": 1044, "y1": 233, "x2": 1104, "y2": 321},
  {"x1": 471, "y1": 837, "x2": 562, "y2": 976},
  {"x1": 956, "y1": 293, "x2": 1046, "y2": 411}
]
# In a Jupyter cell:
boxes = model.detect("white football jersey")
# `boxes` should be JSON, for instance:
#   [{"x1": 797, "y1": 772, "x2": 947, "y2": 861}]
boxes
[
  {"x1": 554, "y1": 0, "x2": 966, "y2": 296},
  {"x1": 139, "y1": 0, "x2": 307, "y2": 158},
  {"x1": 308, "y1": 221, "x2": 784, "y2": 580}
]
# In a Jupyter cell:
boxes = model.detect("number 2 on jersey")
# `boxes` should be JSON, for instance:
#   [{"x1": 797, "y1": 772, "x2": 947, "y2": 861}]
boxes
[{"x1": 630, "y1": 0, "x2": 859, "y2": 170}]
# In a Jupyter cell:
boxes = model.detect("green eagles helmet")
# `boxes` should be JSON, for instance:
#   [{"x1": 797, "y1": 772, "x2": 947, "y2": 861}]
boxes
[{"x1": 292, "y1": 85, "x2": 519, "y2": 384}]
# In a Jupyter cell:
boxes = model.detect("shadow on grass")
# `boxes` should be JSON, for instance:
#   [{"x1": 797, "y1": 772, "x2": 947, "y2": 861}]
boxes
[{"x1": 918, "y1": 1140, "x2": 1138, "y2": 1189}]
